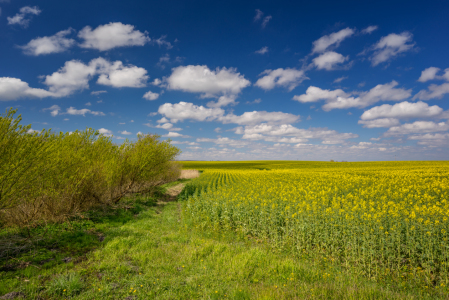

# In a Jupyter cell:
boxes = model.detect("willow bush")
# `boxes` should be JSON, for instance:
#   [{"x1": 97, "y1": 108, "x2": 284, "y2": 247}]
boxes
[{"x1": 0, "y1": 108, "x2": 180, "y2": 228}]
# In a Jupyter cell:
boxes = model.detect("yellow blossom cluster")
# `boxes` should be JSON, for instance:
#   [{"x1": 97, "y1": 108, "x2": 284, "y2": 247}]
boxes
[{"x1": 182, "y1": 161, "x2": 449, "y2": 283}]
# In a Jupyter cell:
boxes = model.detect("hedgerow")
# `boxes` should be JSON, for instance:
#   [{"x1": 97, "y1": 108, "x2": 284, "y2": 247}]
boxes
[{"x1": 0, "y1": 108, "x2": 180, "y2": 229}]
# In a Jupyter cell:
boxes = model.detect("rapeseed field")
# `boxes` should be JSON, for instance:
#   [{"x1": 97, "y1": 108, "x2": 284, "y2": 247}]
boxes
[{"x1": 181, "y1": 161, "x2": 449, "y2": 290}]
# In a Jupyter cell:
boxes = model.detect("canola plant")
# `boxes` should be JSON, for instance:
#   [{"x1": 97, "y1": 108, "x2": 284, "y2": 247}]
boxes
[{"x1": 180, "y1": 161, "x2": 449, "y2": 286}]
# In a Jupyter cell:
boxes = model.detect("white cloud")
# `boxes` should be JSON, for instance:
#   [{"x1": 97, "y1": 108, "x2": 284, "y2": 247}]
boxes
[
  {"x1": 167, "y1": 65, "x2": 250, "y2": 97},
  {"x1": 85, "y1": 102, "x2": 92, "y2": 106},
  {"x1": 333, "y1": 76, "x2": 348, "y2": 83},
  {"x1": 214, "y1": 127, "x2": 221, "y2": 133},
  {"x1": 155, "y1": 123, "x2": 182, "y2": 131},
  {"x1": 0, "y1": 77, "x2": 55, "y2": 100},
  {"x1": 418, "y1": 67, "x2": 441, "y2": 82},
  {"x1": 369, "y1": 32, "x2": 415, "y2": 66},
  {"x1": 151, "y1": 78, "x2": 162, "y2": 86},
  {"x1": 78, "y1": 22, "x2": 150, "y2": 51},
  {"x1": 385, "y1": 121, "x2": 449, "y2": 136},
  {"x1": 312, "y1": 28, "x2": 354, "y2": 54},
  {"x1": 360, "y1": 101, "x2": 443, "y2": 120},
  {"x1": 293, "y1": 86, "x2": 349, "y2": 103},
  {"x1": 91, "y1": 90, "x2": 107, "y2": 95},
  {"x1": 261, "y1": 16, "x2": 272, "y2": 28},
  {"x1": 7, "y1": 6, "x2": 41, "y2": 27},
  {"x1": 96, "y1": 60, "x2": 148, "y2": 88},
  {"x1": 312, "y1": 51, "x2": 349, "y2": 70},
  {"x1": 235, "y1": 123, "x2": 358, "y2": 144},
  {"x1": 158, "y1": 101, "x2": 225, "y2": 123},
  {"x1": 153, "y1": 35, "x2": 173, "y2": 49},
  {"x1": 220, "y1": 111, "x2": 299, "y2": 125},
  {"x1": 197, "y1": 137, "x2": 249, "y2": 148},
  {"x1": 163, "y1": 132, "x2": 188, "y2": 138},
  {"x1": 158, "y1": 101, "x2": 299, "y2": 125},
  {"x1": 361, "y1": 25, "x2": 378, "y2": 34},
  {"x1": 358, "y1": 118, "x2": 400, "y2": 128},
  {"x1": 157, "y1": 117, "x2": 169, "y2": 123},
  {"x1": 255, "y1": 68, "x2": 308, "y2": 91},
  {"x1": 206, "y1": 95, "x2": 238, "y2": 108},
  {"x1": 143, "y1": 91, "x2": 159, "y2": 100},
  {"x1": 43, "y1": 59, "x2": 98, "y2": 96},
  {"x1": 98, "y1": 128, "x2": 113, "y2": 136},
  {"x1": 43, "y1": 105, "x2": 61, "y2": 116},
  {"x1": 414, "y1": 83, "x2": 449, "y2": 101},
  {"x1": 20, "y1": 29, "x2": 75, "y2": 55},
  {"x1": 43, "y1": 57, "x2": 148, "y2": 96},
  {"x1": 294, "y1": 81, "x2": 411, "y2": 111},
  {"x1": 254, "y1": 9, "x2": 263, "y2": 21},
  {"x1": 119, "y1": 130, "x2": 132, "y2": 135},
  {"x1": 255, "y1": 46, "x2": 269, "y2": 55},
  {"x1": 246, "y1": 98, "x2": 262, "y2": 104},
  {"x1": 66, "y1": 107, "x2": 105, "y2": 116}
]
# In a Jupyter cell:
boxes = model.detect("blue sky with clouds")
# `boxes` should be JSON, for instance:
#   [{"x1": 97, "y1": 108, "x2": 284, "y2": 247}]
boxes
[{"x1": 1, "y1": 0, "x2": 449, "y2": 161}]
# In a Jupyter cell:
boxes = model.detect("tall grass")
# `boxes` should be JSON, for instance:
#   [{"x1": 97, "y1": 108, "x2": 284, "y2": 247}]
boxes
[{"x1": 0, "y1": 108, "x2": 181, "y2": 229}]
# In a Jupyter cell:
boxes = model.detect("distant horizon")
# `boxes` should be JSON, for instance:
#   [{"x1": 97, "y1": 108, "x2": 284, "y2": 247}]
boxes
[{"x1": 1, "y1": 0, "x2": 449, "y2": 161}]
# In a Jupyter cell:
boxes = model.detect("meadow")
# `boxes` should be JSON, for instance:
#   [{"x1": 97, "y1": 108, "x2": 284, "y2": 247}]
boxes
[{"x1": 181, "y1": 161, "x2": 449, "y2": 294}]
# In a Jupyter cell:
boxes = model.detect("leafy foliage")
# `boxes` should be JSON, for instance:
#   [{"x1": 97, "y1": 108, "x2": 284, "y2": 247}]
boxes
[{"x1": 0, "y1": 108, "x2": 181, "y2": 228}]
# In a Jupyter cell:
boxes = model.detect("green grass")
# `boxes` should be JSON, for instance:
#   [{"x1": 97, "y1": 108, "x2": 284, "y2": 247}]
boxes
[{"x1": 0, "y1": 181, "x2": 445, "y2": 299}]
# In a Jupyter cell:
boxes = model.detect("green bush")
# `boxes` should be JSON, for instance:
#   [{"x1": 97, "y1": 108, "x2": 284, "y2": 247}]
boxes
[{"x1": 0, "y1": 108, "x2": 181, "y2": 229}]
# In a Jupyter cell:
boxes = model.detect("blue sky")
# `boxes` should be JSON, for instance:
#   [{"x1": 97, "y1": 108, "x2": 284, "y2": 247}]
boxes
[{"x1": 1, "y1": 0, "x2": 449, "y2": 161}]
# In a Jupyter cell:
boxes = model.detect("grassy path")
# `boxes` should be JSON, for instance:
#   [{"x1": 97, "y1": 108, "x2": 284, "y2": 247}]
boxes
[{"x1": 0, "y1": 187, "x2": 437, "y2": 299}]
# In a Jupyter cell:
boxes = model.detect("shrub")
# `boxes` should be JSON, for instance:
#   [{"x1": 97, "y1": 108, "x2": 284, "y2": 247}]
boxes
[{"x1": 0, "y1": 108, "x2": 181, "y2": 229}]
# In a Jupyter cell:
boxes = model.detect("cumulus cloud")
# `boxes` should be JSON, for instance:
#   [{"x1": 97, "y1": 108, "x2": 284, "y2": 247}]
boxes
[
  {"x1": 78, "y1": 22, "x2": 150, "y2": 51},
  {"x1": 158, "y1": 101, "x2": 225, "y2": 123},
  {"x1": 360, "y1": 101, "x2": 443, "y2": 121},
  {"x1": 206, "y1": 95, "x2": 238, "y2": 108},
  {"x1": 408, "y1": 133, "x2": 449, "y2": 146},
  {"x1": 163, "y1": 132, "x2": 189, "y2": 138},
  {"x1": 197, "y1": 137, "x2": 249, "y2": 148},
  {"x1": 119, "y1": 130, "x2": 132, "y2": 135},
  {"x1": 255, "y1": 46, "x2": 269, "y2": 54},
  {"x1": 220, "y1": 111, "x2": 299, "y2": 125},
  {"x1": 167, "y1": 65, "x2": 250, "y2": 97},
  {"x1": 43, "y1": 57, "x2": 148, "y2": 96},
  {"x1": 143, "y1": 91, "x2": 159, "y2": 100},
  {"x1": 361, "y1": 25, "x2": 378, "y2": 34},
  {"x1": 293, "y1": 86, "x2": 349, "y2": 103},
  {"x1": 255, "y1": 68, "x2": 308, "y2": 91},
  {"x1": 293, "y1": 81, "x2": 411, "y2": 111},
  {"x1": 234, "y1": 123, "x2": 358, "y2": 144},
  {"x1": 358, "y1": 118, "x2": 400, "y2": 128},
  {"x1": 368, "y1": 32, "x2": 415, "y2": 66},
  {"x1": 312, "y1": 28, "x2": 355, "y2": 54},
  {"x1": 414, "y1": 83, "x2": 449, "y2": 101},
  {"x1": 97, "y1": 60, "x2": 148, "y2": 88},
  {"x1": 43, "y1": 105, "x2": 61, "y2": 116},
  {"x1": 385, "y1": 121, "x2": 449, "y2": 136},
  {"x1": 414, "y1": 69, "x2": 449, "y2": 100},
  {"x1": 7, "y1": 6, "x2": 41, "y2": 27},
  {"x1": 98, "y1": 128, "x2": 113, "y2": 136},
  {"x1": 312, "y1": 51, "x2": 349, "y2": 70},
  {"x1": 0, "y1": 77, "x2": 56, "y2": 101},
  {"x1": 66, "y1": 106, "x2": 105, "y2": 116},
  {"x1": 418, "y1": 67, "x2": 442, "y2": 82},
  {"x1": 20, "y1": 29, "x2": 75, "y2": 56},
  {"x1": 158, "y1": 101, "x2": 299, "y2": 125}
]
